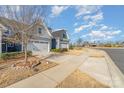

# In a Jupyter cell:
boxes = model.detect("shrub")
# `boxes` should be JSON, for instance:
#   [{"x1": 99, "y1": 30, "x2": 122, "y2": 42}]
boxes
[
  {"x1": 51, "y1": 49, "x2": 61, "y2": 52},
  {"x1": 61, "y1": 48, "x2": 68, "y2": 52},
  {"x1": 1, "y1": 51, "x2": 32, "y2": 60},
  {"x1": 69, "y1": 45, "x2": 74, "y2": 50},
  {"x1": 27, "y1": 51, "x2": 32, "y2": 56},
  {"x1": 51, "y1": 48, "x2": 68, "y2": 53}
]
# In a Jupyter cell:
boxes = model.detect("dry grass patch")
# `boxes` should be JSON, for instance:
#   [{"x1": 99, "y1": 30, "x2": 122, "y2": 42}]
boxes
[
  {"x1": 0, "y1": 59, "x2": 58, "y2": 88},
  {"x1": 65, "y1": 48, "x2": 88, "y2": 56},
  {"x1": 56, "y1": 69, "x2": 109, "y2": 88},
  {"x1": 89, "y1": 51, "x2": 104, "y2": 58}
]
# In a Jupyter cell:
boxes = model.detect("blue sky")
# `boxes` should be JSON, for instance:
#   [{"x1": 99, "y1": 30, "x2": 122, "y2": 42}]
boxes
[{"x1": 47, "y1": 5, "x2": 124, "y2": 43}]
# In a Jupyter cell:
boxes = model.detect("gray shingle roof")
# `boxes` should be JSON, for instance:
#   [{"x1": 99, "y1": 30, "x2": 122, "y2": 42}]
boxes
[{"x1": 52, "y1": 29, "x2": 66, "y2": 38}]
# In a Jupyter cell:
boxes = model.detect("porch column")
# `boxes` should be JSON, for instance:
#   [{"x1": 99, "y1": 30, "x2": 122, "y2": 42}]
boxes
[
  {"x1": 57, "y1": 38, "x2": 60, "y2": 49},
  {"x1": 67, "y1": 42, "x2": 69, "y2": 49}
]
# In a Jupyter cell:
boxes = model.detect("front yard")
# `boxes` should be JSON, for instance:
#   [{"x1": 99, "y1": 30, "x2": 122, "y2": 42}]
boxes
[
  {"x1": 0, "y1": 55, "x2": 58, "y2": 87},
  {"x1": 0, "y1": 48, "x2": 109, "y2": 88}
]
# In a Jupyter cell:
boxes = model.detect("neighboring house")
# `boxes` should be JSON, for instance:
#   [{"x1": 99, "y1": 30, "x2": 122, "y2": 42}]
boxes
[
  {"x1": 0, "y1": 17, "x2": 23, "y2": 54},
  {"x1": 0, "y1": 17, "x2": 52, "y2": 55},
  {"x1": 0, "y1": 17, "x2": 69, "y2": 56},
  {"x1": 51, "y1": 29, "x2": 69, "y2": 49},
  {"x1": 89, "y1": 43, "x2": 97, "y2": 47}
]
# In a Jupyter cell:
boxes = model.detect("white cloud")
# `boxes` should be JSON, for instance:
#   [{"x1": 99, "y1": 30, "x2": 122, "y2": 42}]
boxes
[
  {"x1": 99, "y1": 25, "x2": 108, "y2": 30},
  {"x1": 74, "y1": 21, "x2": 96, "y2": 33},
  {"x1": 51, "y1": 5, "x2": 69, "y2": 17},
  {"x1": 74, "y1": 22, "x2": 78, "y2": 26},
  {"x1": 74, "y1": 25, "x2": 84, "y2": 33},
  {"x1": 75, "y1": 5, "x2": 102, "y2": 17},
  {"x1": 74, "y1": 11, "x2": 104, "y2": 34},
  {"x1": 92, "y1": 12, "x2": 103, "y2": 22},
  {"x1": 87, "y1": 30, "x2": 121, "y2": 40},
  {"x1": 83, "y1": 12, "x2": 103, "y2": 22},
  {"x1": 81, "y1": 30, "x2": 121, "y2": 41},
  {"x1": 83, "y1": 15, "x2": 91, "y2": 21}
]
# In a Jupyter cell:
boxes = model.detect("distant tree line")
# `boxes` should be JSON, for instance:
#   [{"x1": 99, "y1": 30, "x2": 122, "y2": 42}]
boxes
[{"x1": 69, "y1": 38, "x2": 124, "y2": 48}]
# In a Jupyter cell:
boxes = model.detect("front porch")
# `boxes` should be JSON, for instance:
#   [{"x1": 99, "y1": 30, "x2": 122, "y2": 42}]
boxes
[{"x1": 1, "y1": 41, "x2": 22, "y2": 53}]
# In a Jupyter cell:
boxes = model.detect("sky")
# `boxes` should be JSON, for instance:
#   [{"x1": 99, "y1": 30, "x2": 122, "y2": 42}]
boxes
[{"x1": 47, "y1": 5, "x2": 124, "y2": 43}]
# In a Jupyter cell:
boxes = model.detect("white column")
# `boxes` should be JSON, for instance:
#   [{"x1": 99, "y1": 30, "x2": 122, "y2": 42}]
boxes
[
  {"x1": 0, "y1": 30, "x2": 2, "y2": 55},
  {"x1": 67, "y1": 43, "x2": 69, "y2": 49},
  {"x1": 48, "y1": 40, "x2": 50, "y2": 52},
  {"x1": 57, "y1": 38, "x2": 60, "y2": 49}
]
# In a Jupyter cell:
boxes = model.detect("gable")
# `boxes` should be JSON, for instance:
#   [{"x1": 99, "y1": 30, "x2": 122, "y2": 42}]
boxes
[
  {"x1": 52, "y1": 29, "x2": 69, "y2": 40},
  {"x1": 26, "y1": 22, "x2": 52, "y2": 39}
]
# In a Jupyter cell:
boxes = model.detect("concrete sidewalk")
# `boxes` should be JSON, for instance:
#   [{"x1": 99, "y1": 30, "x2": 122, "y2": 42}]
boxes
[
  {"x1": 7, "y1": 49, "x2": 124, "y2": 88},
  {"x1": 79, "y1": 49, "x2": 124, "y2": 88},
  {"x1": 7, "y1": 53, "x2": 88, "y2": 88}
]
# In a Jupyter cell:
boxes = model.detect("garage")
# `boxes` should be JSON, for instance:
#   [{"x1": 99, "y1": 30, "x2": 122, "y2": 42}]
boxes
[
  {"x1": 60, "y1": 43, "x2": 68, "y2": 49},
  {"x1": 27, "y1": 40, "x2": 49, "y2": 55}
]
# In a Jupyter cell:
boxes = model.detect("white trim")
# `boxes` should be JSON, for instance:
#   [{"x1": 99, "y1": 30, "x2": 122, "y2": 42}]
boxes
[
  {"x1": 41, "y1": 21, "x2": 53, "y2": 38},
  {"x1": 53, "y1": 28, "x2": 65, "y2": 32},
  {"x1": 48, "y1": 41, "x2": 50, "y2": 52},
  {"x1": 29, "y1": 39, "x2": 50, "y2": 42}
]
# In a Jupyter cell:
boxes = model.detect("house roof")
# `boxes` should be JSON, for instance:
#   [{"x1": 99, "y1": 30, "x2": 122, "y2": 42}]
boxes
[
  {"x1": 0, "y1": 17, "x2": 53, "y2": 38},
  {"x1": 52, "y1": 29, "x2": 66, "y2": 38},
  {"x1": 0, "y1": 17, "x2": 29, "y2": 31}
]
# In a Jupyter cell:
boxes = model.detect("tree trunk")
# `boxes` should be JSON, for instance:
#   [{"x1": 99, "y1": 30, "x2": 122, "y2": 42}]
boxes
[{"x1": 24, "y1": 41, "x2": 28, "y2": 63}]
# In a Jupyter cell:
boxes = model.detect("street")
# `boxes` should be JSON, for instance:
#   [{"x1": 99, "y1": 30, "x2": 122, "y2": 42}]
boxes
[{"x1": 99, "y1": 48, "x2": 124, "y2": 74}]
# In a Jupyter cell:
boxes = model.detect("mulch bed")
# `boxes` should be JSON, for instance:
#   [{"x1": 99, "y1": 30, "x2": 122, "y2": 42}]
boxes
[{"x1": 0, "y1": 57, "x2": 58, "y2": 88}]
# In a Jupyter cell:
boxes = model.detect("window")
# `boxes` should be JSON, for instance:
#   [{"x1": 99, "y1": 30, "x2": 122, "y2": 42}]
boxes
[
  {"x1": 63, "y1": 33, "x2": 67, "y2": 39},
  {"x1": 38, "y1": 28, "x2": 42, "y2": 34},
  {"x1": 7, "y1": 43, "x2": 14, "y2": 47}
]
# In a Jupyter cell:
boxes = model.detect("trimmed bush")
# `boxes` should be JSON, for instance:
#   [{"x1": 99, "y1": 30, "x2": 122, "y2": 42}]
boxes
[
  {"x1": 27, "y1": 51, "x2": 32, "y2": 56},
  {"x1": 69, "y1": 45, "x2": 74, "y2": 50},
  {"x1": 61, "y1": 48, "x2": 68, "y2": 52},
  {"x1": 51, "y1": 48, "x2": 68, "y2": 53},
  {"x1": 51, "y1": 49, "x2": 61, "y2": 52},
  {"x1": 1, "y1": 51, "x2": 32, "y2": 60}
]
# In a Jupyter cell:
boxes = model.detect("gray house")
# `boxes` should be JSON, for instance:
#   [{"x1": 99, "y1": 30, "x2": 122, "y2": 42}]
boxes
[
  {"x1": 51, "y1": 29, "x2": 69, "y2": 49},
  {"x1": 0, "y1": 17, "x2": 69, "y2": 55}
]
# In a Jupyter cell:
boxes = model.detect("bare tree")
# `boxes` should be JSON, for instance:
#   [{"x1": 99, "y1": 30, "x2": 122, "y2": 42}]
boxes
[
  {"x1": 0, "y1": 5, "x2": 48, "y2": 63},
  {"x1": 76, "y1": 38, "x2": 83, "y2": 47}
]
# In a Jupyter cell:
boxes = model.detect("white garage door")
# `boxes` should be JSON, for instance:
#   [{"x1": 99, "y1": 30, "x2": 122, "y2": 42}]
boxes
[
  {"x1": 60, "y1": 43, "x2": 67, "y2": 48},
  {"x1": 28, "y1": 41, "x2": 49, "y2": 54}
]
